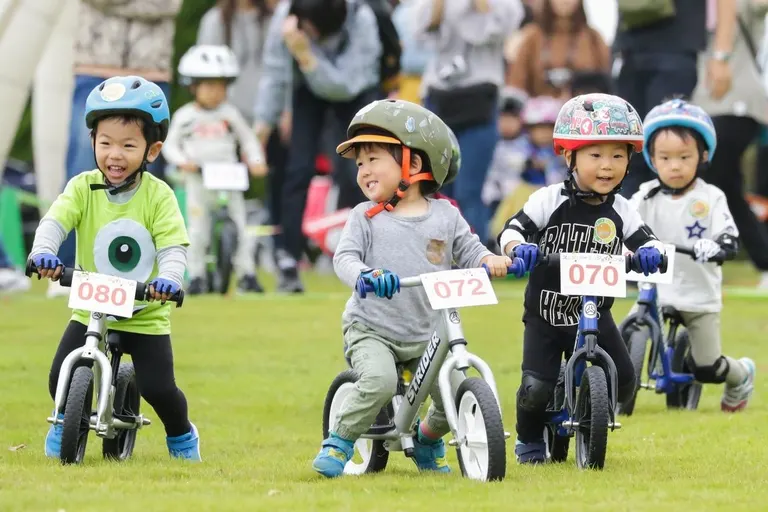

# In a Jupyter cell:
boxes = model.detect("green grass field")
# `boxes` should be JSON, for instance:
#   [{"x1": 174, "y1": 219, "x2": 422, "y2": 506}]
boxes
[{"x1": 1, "y1": 264, "x2": 767, "y2": 511}]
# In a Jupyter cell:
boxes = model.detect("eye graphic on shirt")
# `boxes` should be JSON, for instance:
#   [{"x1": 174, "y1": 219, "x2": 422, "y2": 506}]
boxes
[{"x1": 93, "y1": 219, "x2": 156, "y2": 282}]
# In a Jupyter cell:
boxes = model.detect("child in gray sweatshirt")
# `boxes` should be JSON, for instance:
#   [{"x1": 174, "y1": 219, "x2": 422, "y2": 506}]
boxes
[{"x1": 311, "y1": 98, "x2": 513, "y2": 478}]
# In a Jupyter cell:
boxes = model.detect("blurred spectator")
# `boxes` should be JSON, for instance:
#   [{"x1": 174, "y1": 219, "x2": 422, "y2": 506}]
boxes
[
  {"x1": 484, "y1": 94, "x2": 566, "y2": 238},
  {"x1": 417, "y1": 0, "x2": 525, "y2": 245},
  {"x1": 614, "y1": 0, "x2": 736, "y2": 198},
  {"x1": 253, "y1": 0, "x2": 382, "y2": 293},
  {"x1": 693, "y1": 0, "x2": 768, "y2": 287},
  {"x1": 506, "y1": 0, "x2": 610, "y2": 100},
  {"x1": 197, "y1": 0, "x2": 290, "y2": 276},
  {"x1": 52, "y1": 0, "x2": 182, "y2": 298},
  {"x1": 0, "y1": 240, "x2": 29, "y2": 293},
  {"x1": 392, "y1": 0, "x2": 433, "y2": 103}
]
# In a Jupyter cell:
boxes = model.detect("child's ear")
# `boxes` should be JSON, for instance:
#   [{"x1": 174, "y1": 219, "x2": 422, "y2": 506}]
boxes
[
  {"x1": 562, "y1": 149, "x2": 573, "y2": 167},
  {"x1": 701, "y1": 149, "x2": 709, "y2": 163},
  {"x1": 408, "y1": 152, "x2": 423, "y2": 175},
  {"x1": 146, "y1": 141, "x2": 163, "y2": 163}
]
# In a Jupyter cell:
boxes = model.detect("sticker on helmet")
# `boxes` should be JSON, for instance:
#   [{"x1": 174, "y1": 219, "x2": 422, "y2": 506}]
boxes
[
  {"x1": 406, "y1": 116, "x2": 416, "y2": 133},
  {"x1": 100, "y1": 82, "x2": 127, "y2": 103}
]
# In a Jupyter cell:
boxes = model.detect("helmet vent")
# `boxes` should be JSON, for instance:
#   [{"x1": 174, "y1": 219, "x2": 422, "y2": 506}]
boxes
[
  {"x1": 583, "y1": 100, "x2": 594, "y2": 112},
  {"x1": 98, "y1": 83, "x2": 105, "y2": 91},
  {"x1": 150, "y1": 100, "x2": 163, "y2": 109},
  {"x1": 131, "y1": 80, "x2": 142, "y2": 90}
]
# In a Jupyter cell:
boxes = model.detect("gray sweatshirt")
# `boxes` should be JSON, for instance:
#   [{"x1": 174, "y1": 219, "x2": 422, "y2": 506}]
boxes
[
  {"x1": 162, "y1": 102, "x2": 265, "y2": 167},
  {"x1": 415, "y1": 0, "x2": 524, "y2": 95},
  {"x1": 197, "y1": 7, "x2": 272, "y2": 124},
  {"x1": 254, "y1": 0, "x2": 382, "y2": 127},
  {"x1": 334, "y1": 199, "x2": 493, "y2": 343}
]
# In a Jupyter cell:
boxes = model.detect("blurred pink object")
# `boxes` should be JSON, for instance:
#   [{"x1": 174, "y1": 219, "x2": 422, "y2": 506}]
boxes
[{"x1": 521, "y1": 96, "x2": 564, "y2": 125}]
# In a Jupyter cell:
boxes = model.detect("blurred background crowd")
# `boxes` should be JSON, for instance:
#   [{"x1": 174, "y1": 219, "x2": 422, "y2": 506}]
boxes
[{"x1": 3, "y1": 0, "x2": 768, "y2": 296}]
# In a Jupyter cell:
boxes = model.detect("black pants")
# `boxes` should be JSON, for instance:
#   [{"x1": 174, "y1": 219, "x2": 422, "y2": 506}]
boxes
[
  {"x1": 50, "y1": 321, "x2": 191, "y2": 437},
  {"x1": 266, "y1": 130, "x2": 290, "y2": 253},
  {"x1": 703, "y1": 116, "x2": 768, "y2": 271},
  {"x1": 516, "y1": 310, "x2": 635, "y2": 444},
  {"x1": 279, "y1": 84, "x2": 375, "y2": 262},
  {"x1": 615, "y1": 51, "x2": 699, "y2": 198}
]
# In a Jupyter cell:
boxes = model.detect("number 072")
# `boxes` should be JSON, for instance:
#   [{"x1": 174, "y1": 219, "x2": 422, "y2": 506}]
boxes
[{"x1": 433, "y1": 278, "x2": 487, "y2": 298}]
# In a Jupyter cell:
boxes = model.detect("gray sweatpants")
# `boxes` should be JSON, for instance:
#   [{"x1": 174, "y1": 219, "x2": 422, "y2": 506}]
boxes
[
  {"x1": 333, "y1": 322, "x2": 449, "y2": 441},
  {"x1": 184, "y1": 173, "x2": 255, "y2": 279},
  {"x1": 629, "y1": 306, "x2": 746, "y2": 386}
]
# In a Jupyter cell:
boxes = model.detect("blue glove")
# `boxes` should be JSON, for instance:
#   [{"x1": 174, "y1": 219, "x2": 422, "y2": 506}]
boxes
[
  {"x1": 360, "y1": 268, "x2": 400, "y2": 299},
  {"x1": 633, "y1": 246, "x2": 663, "y2": 276},
  {"x1": 148, "y1": 277, "x2": 180, "y2": 303},
  {"x1": 32, "y1": 253, "x2": 62, "y2": 273},
  {"x1": 511, "y1": 243, "x2": 539, "y2": 274}
]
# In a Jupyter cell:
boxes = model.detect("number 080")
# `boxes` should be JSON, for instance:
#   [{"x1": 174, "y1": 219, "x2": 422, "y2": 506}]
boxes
[
  {"x1": 569, "y1": 263, "x2": 618, "y2": 286},
  {"x1": 77, "y1": 282, "x2": 127, "y2": 306}
]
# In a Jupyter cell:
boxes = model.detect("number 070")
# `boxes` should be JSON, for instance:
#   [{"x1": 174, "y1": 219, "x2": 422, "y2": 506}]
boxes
[{"x1": 569, "y1": 263, "x2": 618, "y2": 286}]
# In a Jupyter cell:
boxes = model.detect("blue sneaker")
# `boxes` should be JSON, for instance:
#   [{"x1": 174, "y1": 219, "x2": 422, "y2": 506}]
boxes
[
  {"x1": 515, "y1": 438, "x2": 547, "y2": 464},
  {"x1": 312, "y1": 433, "x2": 354, "y2": 478},
  {"x1": 167, "y1": 423, "x2": 202, "y2": 462},
  {"x1": 412, "y1": 424, "x2": 450, "y2": 473},
  {"x1": 44, "y1": 413, "x2": 64, "y2": 458}
]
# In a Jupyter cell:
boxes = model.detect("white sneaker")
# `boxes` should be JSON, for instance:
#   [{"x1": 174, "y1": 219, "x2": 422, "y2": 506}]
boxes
[
  {"x1": 0, "y1": 268, "x2": 31, "y2": 293},
  {"x1": 721, "y1": 358, "x2": 756, "y2": 412},
  {"x1": 46, "y1": 279, "x2": 69, "y2": 298},
  {"x1": 758, "y1": 272, "x2": 768, "y2": 289}
]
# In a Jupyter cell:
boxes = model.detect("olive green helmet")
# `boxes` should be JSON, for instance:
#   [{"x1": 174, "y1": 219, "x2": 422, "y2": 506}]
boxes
[{"x1": 336, "y1": 99, "x2": 460, "y2": 189}]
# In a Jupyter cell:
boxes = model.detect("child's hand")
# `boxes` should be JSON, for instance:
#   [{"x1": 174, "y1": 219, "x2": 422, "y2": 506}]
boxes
[
  {"x1": 481, "y1": 255, "x2": 513, "y2": 277},
  {"x1": 147, "y1": 278, "x2": 180, "y2": 305},
  {"x1": 31, "y1": 253, "x2": 63, "y2": 280},
  {"x1": 179, "y1": 162, "x2": 198, "y2": 173},
  {"x1": 248, "y1": 162, "x2": 268, "y2": 177}
]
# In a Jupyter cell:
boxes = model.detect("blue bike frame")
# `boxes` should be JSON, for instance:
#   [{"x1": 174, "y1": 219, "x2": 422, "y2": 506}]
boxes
[{"x1": 632, "y1": 283, "x2": 694, "y2": 394}]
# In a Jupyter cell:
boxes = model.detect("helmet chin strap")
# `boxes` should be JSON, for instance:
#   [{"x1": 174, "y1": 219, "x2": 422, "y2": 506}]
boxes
[
  {"x1": 89, "y1": 144, "x2": 150, "y2": 195},
  {"x1": 644, "y1": 162, "x2": 704, "y2": 199},
  {"x1": 561, "y1": 149, "x2": 629, "y2": 203},
  {"x1": 364, "y1": 146, "x2": 435, "y2": 218}
]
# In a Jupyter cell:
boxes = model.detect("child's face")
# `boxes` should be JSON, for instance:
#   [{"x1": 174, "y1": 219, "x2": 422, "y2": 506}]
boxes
[
  {"x1": 651, "y1": 129, "x2": 705, "y2": 190},
  {"x1": 529, "y1": 124, "x2": 554, "y2": 148},
  {"x1": 94, "y1": 118, "x2": 162, "y2": 184},
  {"x1": 499, "y1": 113, "x2": 522, "y2": 139},
  {"x1": 355, "y1": 144, "x2": 407, "y2": 203},
  {"x1": 195, "y1": 79, "x2": 228, "y2": 109},
  {"x1": 565, "y1": 143, "x2": 629, "y2": 196}
]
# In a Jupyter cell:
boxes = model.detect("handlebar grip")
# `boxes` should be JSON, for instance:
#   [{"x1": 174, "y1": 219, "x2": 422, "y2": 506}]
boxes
[
  {"x1": 356, "y1": 277, "x2": 375, "y2": 299},
  {"x1": 135, "y1": 281, "x2": 185, "y2": 307},
  {"x1": 481, "y1": 257, "x2": 525, "y2": 278}
]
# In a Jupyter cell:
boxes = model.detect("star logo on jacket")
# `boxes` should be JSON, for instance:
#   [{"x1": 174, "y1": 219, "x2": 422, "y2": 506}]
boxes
[{"x1": 685, "y1": 221, "x2": 707, "y2": 239}]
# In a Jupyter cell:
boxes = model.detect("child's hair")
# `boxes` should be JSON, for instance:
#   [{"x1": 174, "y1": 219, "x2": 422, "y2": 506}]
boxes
[
  {"x1": 352, "y1": 127, "x2": 438, "y2": 195},
  {"x1": 90, "y1": 114, "x2": 162, "y2": 147},
  {"x1": 647, "y1": 125, "x2": 707, "y2": 163}
]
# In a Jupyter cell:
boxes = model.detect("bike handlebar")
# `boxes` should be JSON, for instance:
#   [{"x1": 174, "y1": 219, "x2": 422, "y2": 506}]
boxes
[
  {"x1": 539, "y1": 252, "x2": 669, "y2": 274},
  {"x1": 355, "y1": 258, "x2": 525, "y2": 299},
  {"x1": 25, "y1": 261, "x2": 185, "y2": 307},
  {"x1": 674, "y1": 245, "x2": 726, "y2": 264}
]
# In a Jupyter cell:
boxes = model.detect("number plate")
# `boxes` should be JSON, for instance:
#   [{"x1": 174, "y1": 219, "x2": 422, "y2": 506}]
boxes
[
  {"x1": 624, "y1": 244, "x2": 676, "y2": 284},
  {"x1": 202, "y1": 162, "x2": 249, "y2": 191},
  {"x1": 420, "y1": 268, "x2": 498, "y2": 310},
  {"x1": 559, "y1": 253, "x2": 626, "y2": 298},
  {"x1": 68, "y1": 271, "x2": 137, "y2": 318}
]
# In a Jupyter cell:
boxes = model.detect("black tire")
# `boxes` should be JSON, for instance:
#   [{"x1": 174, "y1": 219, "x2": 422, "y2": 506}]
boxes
[
  {"x1": 321, "y1": 369, "x2": 389, "y2": 474},
  {"x1": 216, "y1": 220, "x2": 238, "y2": 295},
  {"x1": 666, "y1": 330, "x2": 703, "y2": 410},
  {"x1": 103, "y1": 363, "x2": 140, "y2": 461},
  {"x1": 454, "y1": 378, "x2": 506, "y2": 481},
  {"x1": 60, "y1": 367, "x2": 94, "y2": 465},
  {"x1": 545, "y1": 362, "x2": 569, "y2": 463},
  {"x1": 617, "y1": 330, "x2": 648, "y2": 416},
  {"x1": 575, "y1": 366, "x2": 610, "y2": 470}
]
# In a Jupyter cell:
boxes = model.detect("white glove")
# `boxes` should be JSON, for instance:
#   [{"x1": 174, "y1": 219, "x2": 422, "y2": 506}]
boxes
[{"x1": 693, "y1": 239, "x2": 721, "y2": 262}]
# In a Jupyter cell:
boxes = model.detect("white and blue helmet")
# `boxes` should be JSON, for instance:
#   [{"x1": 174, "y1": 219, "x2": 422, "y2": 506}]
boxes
[{"x1": 642, "y1": 99, "x2": 716, "y2": 172}]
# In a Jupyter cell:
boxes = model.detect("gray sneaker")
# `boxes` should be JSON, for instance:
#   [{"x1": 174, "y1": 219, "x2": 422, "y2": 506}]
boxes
[{"x1": 721, "y1": 358, "x2": 756, "y2": 412}]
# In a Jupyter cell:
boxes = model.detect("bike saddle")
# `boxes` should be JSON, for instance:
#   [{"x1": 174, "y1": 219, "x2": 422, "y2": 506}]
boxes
[{"x1": 661, "y1": 306, "x2": 685, "y2": 325}]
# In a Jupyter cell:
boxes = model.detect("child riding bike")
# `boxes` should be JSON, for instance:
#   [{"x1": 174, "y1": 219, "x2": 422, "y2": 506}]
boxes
[
  {"x1": 28, "y1": 76, "x2": 201, "y2": 462},
  {"x1": 311, "y1": 99, "x2": 513, "y2": 478},
  {"x1": 627, "y1": 98, "x2": 756, "y2": 412},
  {"x1": 496, "y1": 93, "x2": 666, "y2": 464}
]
